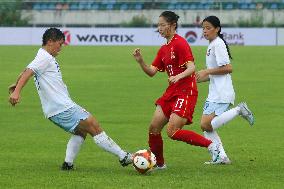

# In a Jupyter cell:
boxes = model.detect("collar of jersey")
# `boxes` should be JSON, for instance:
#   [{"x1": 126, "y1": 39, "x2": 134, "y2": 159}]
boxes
[
  {"x1": 166, "y1": 33, "x2": 177, "y2": 45},
  {"x1": 40, "y1": 48, "x2": 55, "y2": 59}
]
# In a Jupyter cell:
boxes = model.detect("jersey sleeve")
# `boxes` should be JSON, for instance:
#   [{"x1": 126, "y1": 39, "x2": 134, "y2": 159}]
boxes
[
  {"x1": 27, "y1": 57, "x2": 51, "y2": 76},
  {"x1": 151, "y1": 48, "x2": 165, "y2": 72},
  {"x1": 215, "y1": 41, "x2": 230, "y2": 66},
  {"x1": 177, "y1": 40, "x2": 194, "y2": 67}
]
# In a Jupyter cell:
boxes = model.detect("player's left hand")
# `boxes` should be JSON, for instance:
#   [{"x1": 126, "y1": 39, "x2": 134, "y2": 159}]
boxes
[
  {"x1": 168, "y1": 75, "x2": 181, "y2": 84},
  {"x1": 196, "y1": 70, "x2": 209, "y2": 82}
]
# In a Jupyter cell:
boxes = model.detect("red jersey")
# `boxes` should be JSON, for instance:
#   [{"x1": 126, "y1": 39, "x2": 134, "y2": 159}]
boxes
[{"x1": 152, "y1": 34, "x2": 198, "y2": 99}]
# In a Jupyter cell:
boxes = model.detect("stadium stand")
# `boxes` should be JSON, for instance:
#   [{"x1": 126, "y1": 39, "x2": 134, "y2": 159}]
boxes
[
  {"x1": 10, "y1": 0, "x2": 283, "y2": 27},
  {"x1": 24, "y1": 1, "x2": 284, "y2": 11}
]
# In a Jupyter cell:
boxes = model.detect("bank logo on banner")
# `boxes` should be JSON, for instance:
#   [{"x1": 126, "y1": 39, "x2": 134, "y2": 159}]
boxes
[
  {"x1": 185, "y1": 31, "x2": 198, "y2": 43},
  {"x1": 223, "y1": 32, "x2": 244, "y2": 45},
  {"x1": 63, "y1": 31, "x2": 71, "y2": 45}
]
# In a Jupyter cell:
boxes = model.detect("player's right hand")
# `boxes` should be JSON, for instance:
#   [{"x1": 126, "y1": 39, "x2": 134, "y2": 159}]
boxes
[
  {"x1": 133, "y1": 48, "x2": 143, "y2": 63},
  {"x1": 9, "y1": 92, "x2": 20, "y2": 106}
]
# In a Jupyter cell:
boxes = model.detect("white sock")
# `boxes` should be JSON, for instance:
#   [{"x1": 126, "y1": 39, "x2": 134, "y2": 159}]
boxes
[
  {"x1": 211, "y1": 106, "x2": 240, "y2": 130},
  {"x1": 93, "y1": 131, "x2": 126, "y2": 160},
  {"x1": 204, "y1": 131, "x2": 228, "y2": 158},
  {"x1": 65, "y1": 135, "x2": 84, "y2": 164}
]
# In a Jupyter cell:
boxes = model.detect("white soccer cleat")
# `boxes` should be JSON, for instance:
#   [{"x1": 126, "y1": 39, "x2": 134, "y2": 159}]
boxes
[
  {"x1": 238, "y1": 102, "x2": 254, "y2": 126},
  {"x1": 204, "y1": 156, "x2": 232, "y2": 165},
  {"x1": 152, "y1": 164, "x2": 167, "y2": 171},
  {"x1": 207, "y1": 142, "x2": 221, "y2": 163},
  {"x1": 220, "y1": 156, "x2": 232, "y2": 164},
  {"x1": 119, "y1": 152, "x2": 133, "y2": 167}
]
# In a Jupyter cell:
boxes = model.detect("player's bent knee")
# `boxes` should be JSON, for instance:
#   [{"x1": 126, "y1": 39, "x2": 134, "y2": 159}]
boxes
[
  {"x1": 74, "y1": 129, "x2": 87, "y2": 139},
  {"x1": 166, "y1": 126, "x2": 177, "y2": 138},
  {"x1": 166, "y1": 131, "x2": 173, "y2": 138},
  {"x1": 149, "y1": 124, "x2": 162, "y2": 134},
  {"x1": 200, "y1": 123, "x2": 206, "y2": 131},
  {"x1": 80, "y1": 116, "x2": 103, "y2": 136},
  {"x1": 87, "y1": 116, "x2": 100, "y2": 127},
  {"x1": 200, "y1": 122, "x2": 212, "y2": 132}
]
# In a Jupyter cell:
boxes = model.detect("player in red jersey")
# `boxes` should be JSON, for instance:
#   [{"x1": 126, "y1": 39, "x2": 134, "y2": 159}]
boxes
[{"x1": 132, "y1": 11, "x2": 221, "y2": 169}]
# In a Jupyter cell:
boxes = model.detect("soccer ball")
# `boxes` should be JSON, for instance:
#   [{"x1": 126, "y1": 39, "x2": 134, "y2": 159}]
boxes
[{"x1": 133, "y1": 149, "x2": 156, "y2": 174}]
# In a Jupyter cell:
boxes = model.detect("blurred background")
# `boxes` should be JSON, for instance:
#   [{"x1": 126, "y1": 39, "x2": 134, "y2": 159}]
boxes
[
  {"x1": 1, "y1": 0, "x2": 284, "y2": 27},
  {"x1": 1, "y1": 1, "x2": 283, "y2": 46},
  {"x1": 0, "y1": 2, "x2": 283, "y2": 188}
]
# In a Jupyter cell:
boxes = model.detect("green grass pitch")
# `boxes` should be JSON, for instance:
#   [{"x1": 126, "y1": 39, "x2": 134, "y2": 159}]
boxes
[{"x1": 0, "y1": 45, "x2": 283, "y2": 188}]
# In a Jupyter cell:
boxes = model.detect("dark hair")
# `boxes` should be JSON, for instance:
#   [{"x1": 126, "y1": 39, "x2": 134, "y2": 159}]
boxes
[
  {"x1": 42, "y1": 28, "x2": 65, "y2": 46},
  {"x1": 202, "y1": 16, "x2": 232, "y2": 59},
  {"x1": 160, "y1": 11, "x2": 180, "y2": 30}
]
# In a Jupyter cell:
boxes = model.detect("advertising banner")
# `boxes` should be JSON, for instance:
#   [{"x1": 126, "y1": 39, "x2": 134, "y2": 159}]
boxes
[
  {"x1": 179, "y1": 28, "x2": 276, "y2": 46},
  {"x1": 0, "y1": 27, "x2": 278, "y2": 46},
  {"x1": 277, "y1": 28, "x2": 284, "y2": 45}
]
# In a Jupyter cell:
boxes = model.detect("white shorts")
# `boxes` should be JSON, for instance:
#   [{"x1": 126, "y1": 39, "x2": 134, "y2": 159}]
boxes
[
  {"x1": 49, "y1": 104, "x2": 90, "y2": 133},
  {"x1": 203, "y1": 101, "x2": 230, "y2": 116}
]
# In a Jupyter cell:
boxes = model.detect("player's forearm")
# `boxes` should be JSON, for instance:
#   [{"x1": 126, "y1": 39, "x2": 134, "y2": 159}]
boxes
[
  {"x1": 197, "y1": 74, "x2": 210, "y2": 83},
  {"x1": 13, "y1": 70, "x2": 26, "y2": 86},
  {"x1": 13, "y1": 69, "x2": 34, "y2": 94},
  {"x1": 207, "y1": 64, "x2": 232, "y2": 75},
  {"x1": 178, "y1": 62, "x2": 195, "y2": 79},
  {"x1": 138, "y1": 61, "x2": 156, "y2": 77}
]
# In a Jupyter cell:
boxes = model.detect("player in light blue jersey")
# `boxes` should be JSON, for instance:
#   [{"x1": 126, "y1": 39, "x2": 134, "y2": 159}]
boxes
[{"x1": 9, "y1": 28, "x2": 132, "y2": 170}]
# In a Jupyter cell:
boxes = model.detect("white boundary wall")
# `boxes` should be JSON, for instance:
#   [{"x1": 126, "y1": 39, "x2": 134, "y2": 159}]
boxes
[
  {"x1": 0, "y1": 27, "x2": 281, "y2": 46},
  {"x1": 277, "y1": 28, "x2": 284, "y2": 45}
]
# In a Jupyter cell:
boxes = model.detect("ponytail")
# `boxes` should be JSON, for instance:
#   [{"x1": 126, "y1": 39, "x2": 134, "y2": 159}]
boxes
[{"x1": 218, "y1": 32, "x2": 232, "y2": 59}]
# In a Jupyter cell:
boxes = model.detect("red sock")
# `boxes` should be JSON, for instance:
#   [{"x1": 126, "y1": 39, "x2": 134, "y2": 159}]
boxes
[
  {"x1": 171, "y1": 130, "x2": 212, "y2": 147},
  {"x1": 148, "y1": 133, "x2": 164, "y2": 166}
]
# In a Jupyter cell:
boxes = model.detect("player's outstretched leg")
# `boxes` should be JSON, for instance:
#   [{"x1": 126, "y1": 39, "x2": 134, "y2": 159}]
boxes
[
  {"x1": 170, "y1": 129, "x2": 221, "y2": 163},
  {"x1": 78, "y1": 115, "x2": 133, "y2": 167},
  {"x1": 210, "y1": 102, "x2": 254, "y2": 130},
  {"x1": 167, "y1": 113, "x2": 221, "y2": 163},
  {"x1": 119, "y1": 152, "x2": 133, "y2": 167}
]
